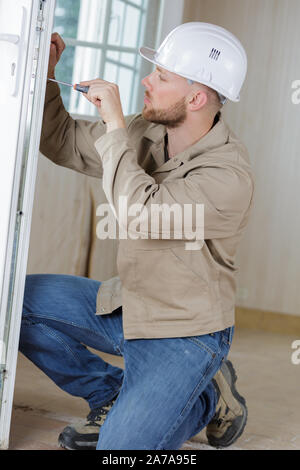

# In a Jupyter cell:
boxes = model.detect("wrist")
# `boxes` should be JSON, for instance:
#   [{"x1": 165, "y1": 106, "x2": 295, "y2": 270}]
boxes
[{"x1": 48, "y1": 69, "x2": 55, "y2": 79}]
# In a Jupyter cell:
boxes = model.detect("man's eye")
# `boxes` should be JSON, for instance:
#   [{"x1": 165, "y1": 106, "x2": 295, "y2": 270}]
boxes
[{"x1": 159, "y1": 74, "x2": 166, "y2": 81}]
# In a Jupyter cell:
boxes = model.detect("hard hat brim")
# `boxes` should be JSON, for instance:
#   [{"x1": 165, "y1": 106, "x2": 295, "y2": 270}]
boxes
[{"x1": 139, "y1": 46, "x2": 158, "y2": 65}]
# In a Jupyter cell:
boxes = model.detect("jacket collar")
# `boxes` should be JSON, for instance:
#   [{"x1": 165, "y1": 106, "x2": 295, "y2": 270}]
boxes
[{"x1": 143, "y1": 112, "x2": 230, "y2": 172}]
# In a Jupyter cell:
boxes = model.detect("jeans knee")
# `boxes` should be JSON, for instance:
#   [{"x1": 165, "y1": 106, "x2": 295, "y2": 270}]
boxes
[
  {"x1": 24, "y1": 273, "x2": 43, "y2": 301},
  {"x1": 23, "y1": 273, "x2": 64, "y2": 315},
  {"x1": 22, "y1": 274, "x2": 47, "y2": 318}
]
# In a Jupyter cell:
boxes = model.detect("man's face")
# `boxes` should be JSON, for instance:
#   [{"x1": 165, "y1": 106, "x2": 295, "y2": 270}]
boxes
[{"x1": 141, "y1": 67, "x2": 189, "y2": 128}]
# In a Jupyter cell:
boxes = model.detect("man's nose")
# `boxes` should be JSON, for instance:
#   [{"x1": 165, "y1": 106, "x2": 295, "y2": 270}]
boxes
[{"x1": 141, "y1": 73, "x2": 153, "y2": 90}]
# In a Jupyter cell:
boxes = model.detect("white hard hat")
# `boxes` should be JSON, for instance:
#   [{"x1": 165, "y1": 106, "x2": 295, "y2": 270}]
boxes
[{"x1": 140, "y1": 22, "x2": 247, "y2": 103}]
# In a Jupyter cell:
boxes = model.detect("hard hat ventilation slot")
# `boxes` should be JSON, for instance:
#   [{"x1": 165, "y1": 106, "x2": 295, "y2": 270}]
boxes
[{"x1": 209, "y1": 48, "x2": 221, "y2": 61}]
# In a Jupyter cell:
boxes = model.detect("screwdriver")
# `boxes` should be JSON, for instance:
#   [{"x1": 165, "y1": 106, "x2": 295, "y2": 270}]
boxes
[{"x1": 47, "y1": 78, "x2": 89, "y2": 93}]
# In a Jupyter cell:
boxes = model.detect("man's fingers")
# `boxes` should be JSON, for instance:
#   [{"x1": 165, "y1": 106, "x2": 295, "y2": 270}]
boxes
[
  {"x1": 51, "y1": 32, "x2": 60, "y2": 40},
  {"x1": 82, "y1": 91, "x2": 102, "y2": 109},
  {"x1": 50, "y1": 32, "x2": 65, "y2": 56},
  {"x1": 51, "y1": 31, "x2": 64, "y2": 44},
  {"x1": 78, "y1": 79, "x2": 119, "y2": 88},
  {"x1": 80, "y1": 92, "x2": 90, "y2": 101},
  {"x1": 79, "y1": 79, "x2": 107, "y2": 86}
]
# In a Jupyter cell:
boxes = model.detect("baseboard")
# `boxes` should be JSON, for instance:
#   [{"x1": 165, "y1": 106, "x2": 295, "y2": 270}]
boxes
[{"x1": 235, "y1": 306, "x2": 300, "y2": 336}]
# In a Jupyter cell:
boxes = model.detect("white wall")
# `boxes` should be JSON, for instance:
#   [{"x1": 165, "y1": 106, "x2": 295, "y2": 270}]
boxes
[
  {"x1": 156, "y1": 0, "x2": 185, "y2": 45},
  {"x1": 184, "y1": 0, "x2": 300, "y2": 316}
]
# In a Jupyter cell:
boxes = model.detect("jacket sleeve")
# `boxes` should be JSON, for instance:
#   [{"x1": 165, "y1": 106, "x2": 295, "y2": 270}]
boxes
[
  {"x1": 94, "y1": 128, "x2": 254, "y2": 240},
  {"x1": 40, "y1": 81, "x2": 136, "y2": 179}
]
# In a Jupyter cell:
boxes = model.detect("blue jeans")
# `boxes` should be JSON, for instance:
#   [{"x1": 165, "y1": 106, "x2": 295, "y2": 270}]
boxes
[{"x1": 19, "y1": 274, "x2": 234, "y2": 450}]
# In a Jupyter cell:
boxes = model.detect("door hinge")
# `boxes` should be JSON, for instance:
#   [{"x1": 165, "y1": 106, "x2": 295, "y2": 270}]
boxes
[{"x1": 37, "y1": 0, "x2": 46, "y2": 30}]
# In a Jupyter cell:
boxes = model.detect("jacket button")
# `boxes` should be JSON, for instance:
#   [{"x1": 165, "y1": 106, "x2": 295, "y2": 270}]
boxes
[{"x1": 100, "y1": 307, "x2": 105, "y2": 312}]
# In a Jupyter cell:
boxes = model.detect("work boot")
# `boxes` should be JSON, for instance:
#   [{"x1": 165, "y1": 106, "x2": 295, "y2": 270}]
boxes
[
  {"x1": 206, "y1": 359, "x2": 248, "y2": 448},
  {"x1": 58, "y1": 395, "x2": 118, "y2": 450}
]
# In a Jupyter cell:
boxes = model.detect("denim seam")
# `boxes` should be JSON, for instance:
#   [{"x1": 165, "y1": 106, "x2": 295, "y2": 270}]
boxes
[
  {"x1": 221, "y1": 327, "x2": 234, "y2": 347},
  {"x1": 221, "y1": 336, "x2": 230, "y2": 347},
  {"x1": 97, "y1": 320, "x2": 123, "y2": 355},
  {"x1": 37, "y1": 323, "x2": 82, "y2": 363},
  {"x1": 155, "y1": 346, "x2": 223, "y2": 450},
  {"x1": 184, "y1": 337, "x2": 216, "y2": 357},
  {"x1": 25, "y1": 312, "x2": 121, "y2": 355},
  {"x1": 180, "y1": 346, "x2": 222, "y2": 417}
]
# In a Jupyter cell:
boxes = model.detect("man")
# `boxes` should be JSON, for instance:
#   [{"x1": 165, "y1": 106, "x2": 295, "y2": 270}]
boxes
[{"x1": 20, "y1": 22, "x2": 253, "y2": 450}]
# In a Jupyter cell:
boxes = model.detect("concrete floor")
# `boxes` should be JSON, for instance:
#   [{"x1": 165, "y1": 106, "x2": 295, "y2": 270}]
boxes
[{"x1": 8, "y1": 328, "x2": 300, "y2": 450}]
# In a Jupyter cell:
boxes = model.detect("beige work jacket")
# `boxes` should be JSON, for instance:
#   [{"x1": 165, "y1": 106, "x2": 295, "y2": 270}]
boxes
[{"x1": 40, "y1": 82, "x2": 254, "y2": 339}]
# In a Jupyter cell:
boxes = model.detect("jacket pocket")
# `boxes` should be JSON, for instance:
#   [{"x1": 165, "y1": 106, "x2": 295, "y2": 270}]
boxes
[
  {"x1": 135, "y1": 248, "x2": 212, "y2": 322},
  {"x1": 171, "y1": 244, "x2": 223, "y2": 316}
]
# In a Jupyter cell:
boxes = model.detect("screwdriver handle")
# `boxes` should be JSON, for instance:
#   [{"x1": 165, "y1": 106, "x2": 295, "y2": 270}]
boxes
[{"x1": 75, "y1": 84, "x2": 90, "y2": 93}]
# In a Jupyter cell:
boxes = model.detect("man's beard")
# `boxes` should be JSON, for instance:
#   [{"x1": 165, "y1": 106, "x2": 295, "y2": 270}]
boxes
[{"x1": 142, "y1": 96, "x2": 187, "y2": 129}]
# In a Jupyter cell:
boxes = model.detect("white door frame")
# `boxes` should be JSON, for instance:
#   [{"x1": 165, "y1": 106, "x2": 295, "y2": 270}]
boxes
[{"x1": 0, "y1": 0, "x2": 56, "y2": 450}]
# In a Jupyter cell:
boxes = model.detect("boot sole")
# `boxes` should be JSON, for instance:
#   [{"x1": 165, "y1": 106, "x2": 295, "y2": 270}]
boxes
[{"x1": 58, "y1": 428, "x2": 97, "y2": 451}]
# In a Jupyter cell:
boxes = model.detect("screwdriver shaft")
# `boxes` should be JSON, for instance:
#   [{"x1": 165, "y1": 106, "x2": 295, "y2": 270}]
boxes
[
  {"x1": 48, "y1": 78, "x2": 73, "y2": 87},
  {"x1": 47, "y1": 78, "x2": 89, "y2": 94}
]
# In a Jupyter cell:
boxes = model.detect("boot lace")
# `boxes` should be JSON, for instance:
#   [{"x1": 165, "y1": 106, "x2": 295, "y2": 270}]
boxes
[{"x1": 86, "y1": 397, "x2": 117, "y2": 427}]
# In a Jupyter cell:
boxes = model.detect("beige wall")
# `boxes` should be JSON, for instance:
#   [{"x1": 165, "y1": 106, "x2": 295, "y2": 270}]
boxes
[
  {"x1": 183, "y1": 0, "x2": 300, "y2": 317},
  {"x1": 27, "y1": 156, "x2": 119, "y2": 282}
]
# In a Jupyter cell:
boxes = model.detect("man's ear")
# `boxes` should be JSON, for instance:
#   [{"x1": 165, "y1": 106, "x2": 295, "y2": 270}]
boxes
[{"x1": 188, "y1": 90, "x2": 208, "y2": 111}]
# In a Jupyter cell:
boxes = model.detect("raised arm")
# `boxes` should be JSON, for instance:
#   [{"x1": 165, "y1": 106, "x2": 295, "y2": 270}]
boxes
[{"x1": 40, "y1": 32, "x2": 106, "y2": 179}]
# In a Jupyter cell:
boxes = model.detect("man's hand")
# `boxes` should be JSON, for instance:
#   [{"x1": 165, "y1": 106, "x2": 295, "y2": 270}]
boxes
[
  {"x1": 48, "y1": 32, "x2": 65, "y2": 78},
  {"x1": 77, "y1": 78, "x2": 126, "y2": 133}
]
